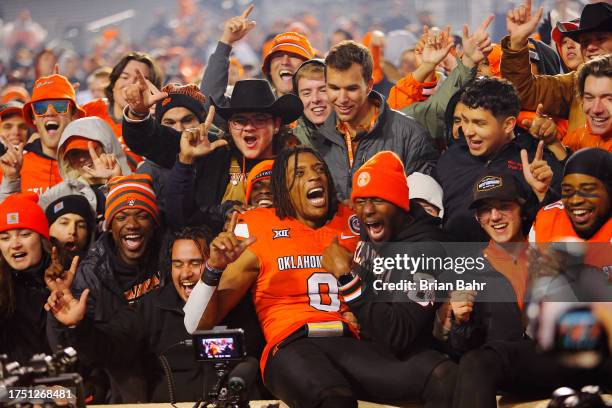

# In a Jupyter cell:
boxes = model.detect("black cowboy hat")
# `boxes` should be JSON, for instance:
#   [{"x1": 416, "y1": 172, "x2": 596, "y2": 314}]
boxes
[
  {"x1": 557, "y1": 2, "x2": 612, "y2": 43},
  {"x1": 211, "y1": 79, "x2": 303, "y2": 124}
]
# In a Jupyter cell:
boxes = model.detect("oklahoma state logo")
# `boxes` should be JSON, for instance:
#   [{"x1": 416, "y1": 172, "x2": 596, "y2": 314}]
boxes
[{"x1": 273, "y1": 228, "x2": 290, "y2": 239}]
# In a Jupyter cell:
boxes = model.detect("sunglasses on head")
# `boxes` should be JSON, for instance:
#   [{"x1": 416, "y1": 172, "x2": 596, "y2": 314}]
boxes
[{"x1": 32, "y1": 99, "x2": 71, "y2": 116}]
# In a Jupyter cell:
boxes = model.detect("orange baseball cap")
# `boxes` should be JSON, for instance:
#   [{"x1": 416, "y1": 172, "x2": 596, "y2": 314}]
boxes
[
  {"x1": 62, "y1": 136, "x2": 95, "y2": 156},
  {"x1": 1, "y1": 86, "x2": 30, "y2": 104},
  {"x1": 261, "y1": 32, "x2": 314, "y2": 75},
  {"x1": 22, "y1": 74, "x2": 86, "y2": 126}
]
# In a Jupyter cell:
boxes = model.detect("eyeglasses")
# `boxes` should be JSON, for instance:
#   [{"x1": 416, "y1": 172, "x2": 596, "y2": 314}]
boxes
[
  {"x1": 229, "y1": 114, "x2": 273, "y2": 130},
  {"x1": 32, "y1": 99, "x2": 71, "y2": 116},
  {"x1": 354, "y1": 197, "x2": 386, "y2": 206},
  {"x1": 475, "y1": 202, "x2": 517, "y2": 223},
  {"x1": 561, "y1": 186, "x2": 599, "y2": 199}
]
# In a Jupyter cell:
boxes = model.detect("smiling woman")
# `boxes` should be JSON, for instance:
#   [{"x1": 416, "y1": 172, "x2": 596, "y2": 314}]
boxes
[{"x1": 0, "y1": 193, "x2": 55, "y2": 364}]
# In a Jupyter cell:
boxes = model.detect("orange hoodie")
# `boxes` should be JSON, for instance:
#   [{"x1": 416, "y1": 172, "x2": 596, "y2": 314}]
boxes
[{"x1": 19, "y1": 139, "x2": 62, "y2": 195}]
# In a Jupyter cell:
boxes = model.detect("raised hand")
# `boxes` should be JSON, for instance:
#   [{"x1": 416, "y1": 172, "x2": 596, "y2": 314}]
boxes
[
  {"x1": 322, "y1": 236, "x2": 353, "y2": 279},
  {"x1": 123, "y1": 69, "x2": 168, "y2": 117},
  {"x1": 81, "y1": 141, "x2": 122, "y2": 181},
  {"x1": 178, "y1": 106, "x2": 228, "y2": 164},
  {"x1": 44, "y1": 288, "x2": 89, "y2": 327},
  {"x1": 0, "y1": 139, "x2": 24, "y2": 181},
  {"x1": 507, "y1": 0, "x2": 544, "y2": 50},
  {"x1": 208, "y1": 212, "x2": 257, "y2": 270},
  {"x1": 462, "y1": 14, "x2": 494, "y2": 67},
  {"x1": 420, "y1": 26, "x2": 454, "y2": 68},
  {"x1": 521, "y1": 140, "x2": 553, "y2": 202},
  {"x1": 220, "y1": 4, "x2": 256, "y2": 46},
  {"x1": 521, "y1": 103, "x2": 558, "y2": 145},
  {"x1": 449, "y1": 290, "x2": 477, "y2": 324},
  {"x1": 44, "y1": 247, "x2": 79, "y2": 292}
]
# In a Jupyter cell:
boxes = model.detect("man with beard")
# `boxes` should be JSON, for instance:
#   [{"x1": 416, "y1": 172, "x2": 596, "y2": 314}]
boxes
[
  {"x1": 184, "y1": 146, "x2": 454, "y2": 408},
  {"x1": 63, "y1": 173, "x2": 163, "y2": 402},
  {"x1": 321, "y1": 151, "x2": 456, "y2": 406},
  {"x1": 45, "y1": 226, "x2": 265, "y2": 403},
  {"x1": 0, "y1": 74, "x2": 85, "y2": 196},
  {"x1": 530, "y1": 147, "x2": 611, "y2": 243}
]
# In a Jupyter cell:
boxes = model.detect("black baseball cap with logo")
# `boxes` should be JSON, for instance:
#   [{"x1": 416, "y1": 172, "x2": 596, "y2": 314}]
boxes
[{"x1": 469, "y1": 173, "x2": 527, "y2": 210}]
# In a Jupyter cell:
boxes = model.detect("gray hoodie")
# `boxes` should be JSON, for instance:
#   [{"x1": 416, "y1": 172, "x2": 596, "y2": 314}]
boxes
[{"x1": 57, "y1": 116, "x2": 131, "y2": 183}]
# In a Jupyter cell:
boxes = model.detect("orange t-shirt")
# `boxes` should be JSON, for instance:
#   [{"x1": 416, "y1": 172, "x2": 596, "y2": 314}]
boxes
[
  {"x1": 529, "y1": 200, "x2": 612, "y2": 271},
  {"x1": 235, "y1": 205, "x2": 360, "y2": 373}
]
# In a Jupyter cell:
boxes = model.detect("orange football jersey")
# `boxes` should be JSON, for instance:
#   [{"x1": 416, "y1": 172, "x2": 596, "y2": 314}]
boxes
[
  {"x1": 235, "y1": 204, "x2": 361, "y2": 372},
  {"x1": 529, "y1": 200, "x2": 612, "y2": 272}
]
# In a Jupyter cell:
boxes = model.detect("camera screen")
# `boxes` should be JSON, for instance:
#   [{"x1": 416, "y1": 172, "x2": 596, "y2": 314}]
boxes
[
  {"x1": 193, "y1": 330, "x2": 246, "y2": 361},
  {"x1": 200, "y1": 337, "x2": 236, "y2": 359}
]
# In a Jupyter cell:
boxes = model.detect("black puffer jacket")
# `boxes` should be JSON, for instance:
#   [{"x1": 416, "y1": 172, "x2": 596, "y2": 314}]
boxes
[{"x1": 0, "y1": 254, "x2": 53, "y2": 364}]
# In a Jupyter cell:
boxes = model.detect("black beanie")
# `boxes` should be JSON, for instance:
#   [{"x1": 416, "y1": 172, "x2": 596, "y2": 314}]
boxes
[
  {"x1": 154, "y1": 83, "x2": 206, "y2": 124},
  {"x1": 45, "y1": 195, "x2": 96, "y2": 237},
  {"x1": 564, "y1": 148, "x2": 612, "y2": 192}
]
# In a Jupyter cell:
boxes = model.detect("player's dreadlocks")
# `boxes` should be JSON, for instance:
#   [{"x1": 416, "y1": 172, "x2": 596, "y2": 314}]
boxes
[{"x1": 272, "y1": 146, "x2": 338, "y2": 223}]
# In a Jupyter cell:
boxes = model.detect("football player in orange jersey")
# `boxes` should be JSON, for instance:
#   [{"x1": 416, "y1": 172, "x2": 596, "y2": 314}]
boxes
[{"x1": 184, "y1": 147, "x2": 456, "y2": 408}]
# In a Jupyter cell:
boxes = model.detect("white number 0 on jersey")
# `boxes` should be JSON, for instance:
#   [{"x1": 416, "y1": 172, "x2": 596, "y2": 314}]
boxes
[{"x1": 307, "y1": 273, "x2": 341, "y2": 312}]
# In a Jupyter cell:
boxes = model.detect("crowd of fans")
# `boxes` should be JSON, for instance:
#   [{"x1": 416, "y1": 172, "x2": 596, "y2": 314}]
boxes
[{"x1": 0, "y1": 0, "x2": 611, "y2": 406}]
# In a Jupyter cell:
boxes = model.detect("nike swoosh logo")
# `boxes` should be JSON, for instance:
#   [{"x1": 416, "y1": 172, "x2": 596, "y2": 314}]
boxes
[{"x1": 340, "y1": 233, "x2": 356, "y2": 240}]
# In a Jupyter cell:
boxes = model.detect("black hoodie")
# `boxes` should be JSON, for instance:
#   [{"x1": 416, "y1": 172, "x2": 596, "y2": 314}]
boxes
[{"x1": 340, "y1": 205, "x2": 451, "y2": 362}]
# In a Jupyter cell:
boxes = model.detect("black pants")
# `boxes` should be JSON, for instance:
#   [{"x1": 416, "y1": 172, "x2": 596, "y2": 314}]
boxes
[
  {"x1": 264, "y1": 336, "x2": 456, "y2": 408},
  {"x1": 453, "y1": 340, "x2": 612, "y2": 408}
]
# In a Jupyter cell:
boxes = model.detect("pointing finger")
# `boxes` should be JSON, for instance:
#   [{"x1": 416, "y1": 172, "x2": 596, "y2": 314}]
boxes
[
  {"x1": 520, "y1": 148, "x2": 531, "y2": 177},
  {"x1": 136, "y1": 69, "x2": 148, "y2": 90},
  {"x1": 535, "y1": 140, "x2": 544, "y2": 161},
  {"x1": 88, "y1": 141, "x2": 101, "y2": 163},
  {"x1": 242, "y1": 4, "x2": 254, "y2": 19},
  {"x1": 68, "y1": 255, "x2": 80, "y2": 279},
  {"x1": 228, "y1": 210, "x2": 240, "y2": 235},
  {"x1": 533, "y1": 6, "x2": 544, "y2": 23},
  {"x1": 479, "y1": 14, "x2": 494, "y2": 33}
]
